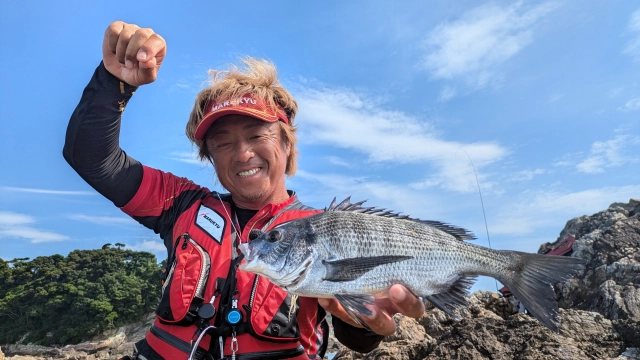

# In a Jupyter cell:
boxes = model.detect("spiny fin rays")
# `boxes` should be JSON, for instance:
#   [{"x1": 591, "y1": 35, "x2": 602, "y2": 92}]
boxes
[
  {"x1": 334, "y1": 293, "x2": 376, "y2": 330},
  {"x1": 424, "y1": 275, "x2": 477, "y2": 320},
  {"x1": 324, "y1": 196, "x2": 476, "y2": 241}
]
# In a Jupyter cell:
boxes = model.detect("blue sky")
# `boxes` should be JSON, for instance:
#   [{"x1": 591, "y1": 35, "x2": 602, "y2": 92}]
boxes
[{"x1": 1, "y1": 1, "x2": 639, "y2": 291}]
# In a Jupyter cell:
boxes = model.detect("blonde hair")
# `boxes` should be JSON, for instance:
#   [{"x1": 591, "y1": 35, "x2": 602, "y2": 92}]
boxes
[{"x1": 186, "y1": 57, "x2": 299, "y2": 175}]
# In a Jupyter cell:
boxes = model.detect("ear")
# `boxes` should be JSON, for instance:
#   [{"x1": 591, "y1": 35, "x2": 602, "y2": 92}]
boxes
[{"x1": 285, "y1": 142, "x2": 291, "y2": 157}]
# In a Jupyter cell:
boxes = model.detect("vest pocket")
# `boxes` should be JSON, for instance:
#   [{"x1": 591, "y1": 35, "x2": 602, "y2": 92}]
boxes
[
  {"x1": 156, "y1": 233, "x2": 211, "y2": 325},
  {"x1": 247, "y1": 276, "x2": 300, "y2": 342}
]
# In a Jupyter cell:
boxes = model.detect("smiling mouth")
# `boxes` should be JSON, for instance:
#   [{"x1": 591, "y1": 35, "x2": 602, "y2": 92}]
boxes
[{"x1": 238, "y1": 168, "x2": 261, "y2": 177}]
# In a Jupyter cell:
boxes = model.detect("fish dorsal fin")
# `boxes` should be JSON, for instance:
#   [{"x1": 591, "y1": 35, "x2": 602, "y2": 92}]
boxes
[{"x1": 324, "y1": 196, "x2": 476, "y2": 241}]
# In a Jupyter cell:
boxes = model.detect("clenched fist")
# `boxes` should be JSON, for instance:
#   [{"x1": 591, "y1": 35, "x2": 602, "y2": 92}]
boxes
[{"x1": 102, "y1": 21, "x2": 166, "y2": 86}]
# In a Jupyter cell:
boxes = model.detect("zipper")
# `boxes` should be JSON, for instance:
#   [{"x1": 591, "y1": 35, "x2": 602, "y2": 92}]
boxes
[
  {"x1": 161, "y1": 233, "x2": 186, "y2": 294},
  {"x1": 179, "y1": 233, "x2": 211, "y2": 299},
  {"x1": 248, "y1": 274, "x2": 260, "y2": 309},
  {"x1": 162, "y1": 259, "x2": 177, "y2": 293},
  {"x1": 164, "y1": 233, "x2": 211, "y2": 299},
  {"x1": 187, "y1": 236, "x2": 211, "y2": 299}
]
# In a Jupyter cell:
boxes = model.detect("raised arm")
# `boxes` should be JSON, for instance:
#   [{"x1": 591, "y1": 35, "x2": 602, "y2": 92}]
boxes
[{"x1": 63, "y1": 22, "x2": 166, "y2": 207}]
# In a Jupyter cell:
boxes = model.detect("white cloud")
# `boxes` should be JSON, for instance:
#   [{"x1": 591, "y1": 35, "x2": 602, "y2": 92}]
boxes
[
  {"x1": 128, "y1": 240, "x2": 167, "y2": 255},
  {"x1": 576, "y1": 135, "x2": 640, "y2": 174},
  {"x1": 491, "y1": 185, "x2": 640, "y2": 236},
  {"x1": 421, "y1": 1, "x2": 557, "y2": 87},
  {"x1": 0, "y1": 211, "x2": 69, "y2": 243},
  {"x1": 508, "y1": 168, "x2": 546, "y2": 182},
  {"x1": 618, "y1": 97, "x2": 640, "y2": 112},
  {"x1": 623, "y1": 9, "x2": 640, "y2": 61},
  {"x1": 0, "y1": 227, "x2": 69, "y2": 243},
  {"x1": 437, "y1": 86, "x2": 457, "y2": 102},
  {"x1": 325, "y1": 156, "x2": 351, "y2": 168},
  {"x1": 294, "y1": 170, "x2": 450, "y2": 219},
  {"x1": 0, "y1": 211, "x2": 35, "y2": 226},
  {"x1": 296, "y1": 87, "x2": 508, "y2": 193},
  {"x1": 168, "y1": 151, "x2": 204, "y2": 165},
  {"x1": 0, "y1": 186, "x2": 96, "y2": 195},
  {"x1": 67, "y1": 214, "x2": 138, "y2": 226}
]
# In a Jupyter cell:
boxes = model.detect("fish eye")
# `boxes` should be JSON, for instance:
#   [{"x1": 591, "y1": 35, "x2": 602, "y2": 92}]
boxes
[
  {"x1": 267, "y1": 230, "x2": 281, "y2": 242},
  {"x1": 248, "y1": 229, "x2": 263, "y2": 240}
]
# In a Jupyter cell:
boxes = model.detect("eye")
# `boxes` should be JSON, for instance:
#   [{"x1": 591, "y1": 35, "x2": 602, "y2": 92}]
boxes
[
  {"x1": 267, "y1": 230, "x2": 281, "y2": 242},
  {"x1": 248, "y1": 229, "x2": 263, "y2": 240}
]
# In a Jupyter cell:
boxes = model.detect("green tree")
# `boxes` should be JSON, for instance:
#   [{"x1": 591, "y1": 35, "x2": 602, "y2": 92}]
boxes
[{"x1": 0, "y1": 248, "x2": 163, "y2": 346}]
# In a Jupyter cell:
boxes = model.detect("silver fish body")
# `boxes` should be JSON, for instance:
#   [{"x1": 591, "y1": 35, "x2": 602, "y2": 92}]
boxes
[{"x1": 239, "y1": 198, "x2": 585, "y2": 332}]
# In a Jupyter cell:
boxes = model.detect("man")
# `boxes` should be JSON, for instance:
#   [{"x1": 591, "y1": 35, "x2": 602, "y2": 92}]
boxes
[{"x1": 64, "y1": 21, "x2": 425, "y2": 359}]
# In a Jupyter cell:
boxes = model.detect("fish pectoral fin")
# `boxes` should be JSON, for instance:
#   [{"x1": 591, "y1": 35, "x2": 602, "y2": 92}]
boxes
[
  {"x1": 334, "y1": 293, "x2": 375, "y2": 330},
  {"x1": 323, "y1": 255, "x2": 413, "y2": 282},
  {"x1": 424, "y1": 275, "x2": 477, "y2": 321}
]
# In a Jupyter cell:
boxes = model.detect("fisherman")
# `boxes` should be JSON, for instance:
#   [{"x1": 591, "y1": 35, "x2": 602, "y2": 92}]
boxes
[{"x1": 63, "y1": 21, "x2": 425, "y2": 359}]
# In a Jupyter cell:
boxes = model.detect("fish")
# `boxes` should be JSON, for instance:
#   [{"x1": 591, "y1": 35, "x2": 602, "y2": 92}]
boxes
[{"x1": 238, "y1": 197, "x2": 585, "y2": 332}]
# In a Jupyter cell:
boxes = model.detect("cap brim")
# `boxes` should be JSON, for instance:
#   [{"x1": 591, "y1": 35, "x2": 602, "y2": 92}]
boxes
[{"x1": 194, "y1": 108, "x2": 281, "y2": 141}]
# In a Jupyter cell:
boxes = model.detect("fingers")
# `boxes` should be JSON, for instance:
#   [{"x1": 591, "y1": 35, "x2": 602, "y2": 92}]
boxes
[
  {"x1": 137, "y1": 33, "x2": 166, "y2": 69},
  {"x1": 320, "y1": 286, "x2": 425, "y2": 338},
  {"x1": 388, "y1": 284, "x2": 425, "y2": 319},
  {"x1": 318, "y1": 298, "x2": 362, "y2": 328},
  {"x1": 362, "y1": 305, "x2": 396, "y2": 336},
  {"x1": 102, "y1": 21, "x2": 166, "y2": 86},
  {"x1": 105, "y1": 21, "x2": 125, "y2": 58},
  {"x1": 319, "y1": 298, "x2": 397, "y2": 336}
]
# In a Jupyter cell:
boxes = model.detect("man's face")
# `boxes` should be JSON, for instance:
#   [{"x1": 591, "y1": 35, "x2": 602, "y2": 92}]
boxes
[{"x1": 205, "y1": 115, "x2": 291, "y2": 209}]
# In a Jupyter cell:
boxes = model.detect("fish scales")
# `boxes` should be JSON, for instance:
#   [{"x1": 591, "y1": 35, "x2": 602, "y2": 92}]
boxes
[
  {"x1": 239, "y1": 197, "x2": 585, "y2": 332},
  {"x1": 305, "y1": 212, "x2": 512, "y2": 296}
]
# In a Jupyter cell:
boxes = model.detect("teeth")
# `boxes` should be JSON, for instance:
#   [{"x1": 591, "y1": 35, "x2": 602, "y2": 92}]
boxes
[{"x1": 238, "y1": 168, "x2": 260, "y2": 177}]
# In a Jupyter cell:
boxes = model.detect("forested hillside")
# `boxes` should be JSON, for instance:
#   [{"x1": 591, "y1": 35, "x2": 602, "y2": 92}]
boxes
[{"x1": 0, "y1": 246, "x2": 163, "y2": 346}]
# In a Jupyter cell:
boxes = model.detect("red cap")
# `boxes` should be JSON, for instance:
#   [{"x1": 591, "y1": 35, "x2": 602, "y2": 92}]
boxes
[{"x1": 194, "y1": 94, "x2": 289, "y2": 140}]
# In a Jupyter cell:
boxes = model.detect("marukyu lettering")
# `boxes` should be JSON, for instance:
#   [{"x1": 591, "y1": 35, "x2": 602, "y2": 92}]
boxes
[
  {"x1": 195, "y1": 204, "x2": 225, "y2": 244},
  {"x1": 200, "y1": 212, "x2": 221, "y2": 228},
  {"x1": 211, "y1": 97, "x2": 257, "y2": 111}
]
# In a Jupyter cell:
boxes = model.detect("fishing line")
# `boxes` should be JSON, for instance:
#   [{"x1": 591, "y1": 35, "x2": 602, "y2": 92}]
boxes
[{"x1": 457, "y1": 149, "x2": 500, "y2": 293}]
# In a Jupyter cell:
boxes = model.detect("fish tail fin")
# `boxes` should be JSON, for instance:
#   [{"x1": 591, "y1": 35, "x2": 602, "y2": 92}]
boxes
[{"x1": 498, "y1": 251, "x2": 585, "y2": 332}]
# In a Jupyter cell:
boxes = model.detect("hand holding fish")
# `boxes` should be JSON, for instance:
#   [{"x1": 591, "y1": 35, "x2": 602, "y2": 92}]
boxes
[{"x1": 318, "y1": 284, "x2": 425, "y2": 336}]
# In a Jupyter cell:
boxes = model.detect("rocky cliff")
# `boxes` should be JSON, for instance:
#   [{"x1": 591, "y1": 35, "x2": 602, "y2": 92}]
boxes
[{"x1": 2, "y1": 199, "x2": 639, "y2": 360}]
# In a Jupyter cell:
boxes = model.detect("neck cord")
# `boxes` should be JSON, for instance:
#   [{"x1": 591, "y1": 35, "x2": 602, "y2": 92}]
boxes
[{"x1": 215, "y1": 192, "x2": 243, "y2": 242}]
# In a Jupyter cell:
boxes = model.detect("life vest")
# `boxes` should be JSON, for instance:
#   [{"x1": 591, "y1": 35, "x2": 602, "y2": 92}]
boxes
[{"x1": 121, "y1": 166, "x2": 326, "y2": 359}]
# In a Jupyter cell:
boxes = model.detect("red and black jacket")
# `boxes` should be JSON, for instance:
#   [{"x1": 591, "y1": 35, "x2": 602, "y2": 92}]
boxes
[
  {"x1": 121, "y1": 166, "x2": 326, "y2": 359},
  {"x1": 63, "y1": 62, "x2": 384, "y2": 360}
]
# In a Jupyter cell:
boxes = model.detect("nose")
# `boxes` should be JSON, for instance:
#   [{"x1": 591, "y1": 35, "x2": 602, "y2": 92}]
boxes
[{"x1": 234, "y1": 140, "x2": 255, "y2": 162}]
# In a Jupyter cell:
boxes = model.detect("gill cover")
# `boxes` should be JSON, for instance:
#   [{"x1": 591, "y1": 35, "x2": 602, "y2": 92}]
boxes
[{"x1": 239, "y1": 219, "x2": 315, "y2": 289}]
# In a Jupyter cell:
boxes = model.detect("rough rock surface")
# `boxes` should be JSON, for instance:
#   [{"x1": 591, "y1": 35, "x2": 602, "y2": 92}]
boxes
[
  {"x1": 333, "y1": 199, "x2": 640, "y2": 360},
  {"x1": 540, "y1": 198, "x2": 640, "y2": 322},
  {"x1": 2, "y1": 313, "x2": 154, "y2": 360}
]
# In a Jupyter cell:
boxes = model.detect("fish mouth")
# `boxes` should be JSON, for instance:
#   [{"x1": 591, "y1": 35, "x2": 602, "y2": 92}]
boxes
[
  {"x1": 239, "y1": 243, "x2": 259, "y2": 261},
  {"x1": 238, "y1": 243, "x2": 291, "y2": 274},
  {"x1": 238, "y1": 243, "x2": 311, "y2": 289}
]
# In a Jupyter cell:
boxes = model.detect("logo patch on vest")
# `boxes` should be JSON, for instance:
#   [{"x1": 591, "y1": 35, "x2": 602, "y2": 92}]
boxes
[{"x1": 195, "y1": 204, "x2": 225, "y2": 244}]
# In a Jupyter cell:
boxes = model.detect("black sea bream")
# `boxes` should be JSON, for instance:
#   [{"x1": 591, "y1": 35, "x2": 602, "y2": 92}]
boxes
[{"x1": 238, "y1": 197, "x2": 585, "y2": 331}]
